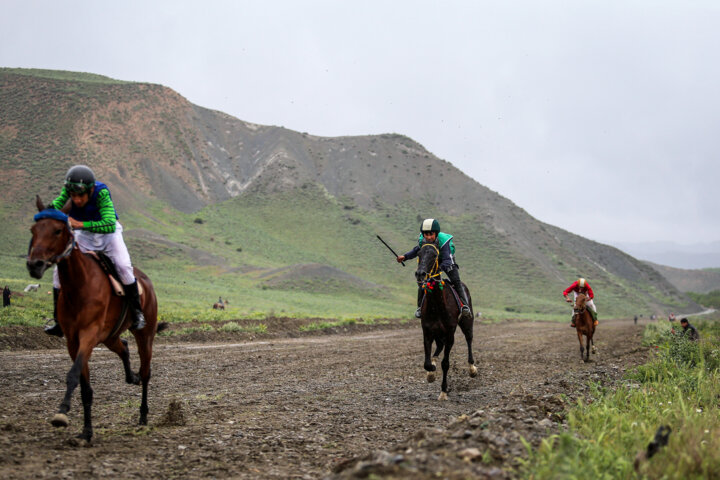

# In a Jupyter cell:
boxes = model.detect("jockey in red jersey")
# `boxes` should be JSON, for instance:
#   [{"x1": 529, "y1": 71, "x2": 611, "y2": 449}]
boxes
[{"x1": 563, "y1": 277, "x2": 598, "y2": 327}]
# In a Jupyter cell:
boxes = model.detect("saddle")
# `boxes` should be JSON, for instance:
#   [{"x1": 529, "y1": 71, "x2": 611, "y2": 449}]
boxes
[
  {"x1": 85, "y1": 251, "x2": 143, "y2": 339},
  {"x1": 436, "y1": 276, "x2": 466, "y2": 311},
  {"x1": 85, "y1": 251, "x2": 143, "y2": 297}
]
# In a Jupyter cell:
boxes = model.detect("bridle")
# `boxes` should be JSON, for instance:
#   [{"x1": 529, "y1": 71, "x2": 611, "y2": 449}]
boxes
[
  {"x1": 28, "y1": 216, "x2": 76, "y2": 269},
  {"x1": 417, "y1": 243, "x2": 444, "y2": 292}
]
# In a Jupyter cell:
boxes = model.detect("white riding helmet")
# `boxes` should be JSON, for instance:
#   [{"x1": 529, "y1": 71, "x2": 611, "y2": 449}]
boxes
[{"x1": 577, "y1": 278, "x2": 586, "y2": 288}]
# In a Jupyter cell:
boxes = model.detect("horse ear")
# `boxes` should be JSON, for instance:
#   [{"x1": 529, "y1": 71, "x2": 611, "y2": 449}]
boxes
[
  {"x1": 36, "y1": 195, "x2": 45, "y2": 212},
  {"x1": 60, "y1": 199, "x2": 72, "y2": 214}
]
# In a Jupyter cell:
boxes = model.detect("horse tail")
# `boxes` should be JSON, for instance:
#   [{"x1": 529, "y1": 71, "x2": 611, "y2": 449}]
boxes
[{"x1": 156, "y1": 322, "x2": 169, "y2": 333}]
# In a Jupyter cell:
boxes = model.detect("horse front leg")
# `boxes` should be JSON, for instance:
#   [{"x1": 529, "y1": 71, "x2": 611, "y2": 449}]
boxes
[
  {"x1": 439, "y1": 334, "x2": 455, "y2": 401},
  {"x1": 577, "y1": 330, "x2": 585, "y2": 363},
  {"x1": 585, "y1": 335, "x2": 591, "y2": 363},
  {"x1": 459, "y1": 316, "x2": 477, "y2": 377},
  {"x1": 51, "y1": 352, "x2": 85, "y2": 428},
  {"x1": 78, "y1": 368, "x2": 94, "y2": 442},
  {"x1": 423, "y1": 331, "x2": 437, "y2": 383}
]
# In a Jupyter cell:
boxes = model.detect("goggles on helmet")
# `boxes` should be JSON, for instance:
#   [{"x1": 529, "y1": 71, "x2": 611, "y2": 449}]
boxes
[{"x1": 65, "y1": 181, "x2": 91, "y2": 194}]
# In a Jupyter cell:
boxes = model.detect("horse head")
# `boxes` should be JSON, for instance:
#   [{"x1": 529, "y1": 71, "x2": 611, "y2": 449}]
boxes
[
  {"x1": 27, "y1": 196, "x2": 75, "y2": 279},
  {"x1": 415, "y1": 240, "x2": 441, "y2": 288},
  {"x1": 574, "y1": 293, "x2": 588, "y2": 314}
]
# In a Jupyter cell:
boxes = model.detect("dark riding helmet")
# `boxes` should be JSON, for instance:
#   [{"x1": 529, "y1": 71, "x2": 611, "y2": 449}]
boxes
[
  {"x1": 420, "y1": 218, "x2": 440, "y2": 234},
  {"x1": 64, "y1": 165, "x2": 96, "y2": 194}
]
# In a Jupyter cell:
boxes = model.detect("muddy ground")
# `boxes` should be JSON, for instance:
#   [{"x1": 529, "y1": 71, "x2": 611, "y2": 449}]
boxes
[{"x1": 0, "y1": 318, "x2": 650, "y2": 479}]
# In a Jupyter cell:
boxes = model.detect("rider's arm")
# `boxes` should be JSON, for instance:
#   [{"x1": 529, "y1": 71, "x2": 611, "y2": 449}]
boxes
[
  {"x1": 562, "y1": 281, "x2": 578, "y2": 297},
  {"x1": 81, "y1": 189, "x2": 117, "y2": 234},
  {"x1": 438, "y1": 242, "x2": 454, "y2": 271},
  {"x1": 586, "y1": 283, "x2": 594, "y2": 299},
  {"x1": 51, "y1": 188, "x2": 70, "y2": 210},
  {"x1": 402, "y1": 245, "x2": 421, "y2": 261}
]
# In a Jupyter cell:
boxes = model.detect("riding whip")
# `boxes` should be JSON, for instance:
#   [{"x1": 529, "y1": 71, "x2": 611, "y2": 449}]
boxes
[{"x1": 376, "y1": 235, "x2": 405, "y2": 266}]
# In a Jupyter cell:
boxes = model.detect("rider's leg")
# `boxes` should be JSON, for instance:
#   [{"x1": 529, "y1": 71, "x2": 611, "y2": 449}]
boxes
[
  {"x1": 587, "y1": 299, "x2": 598, "y2": 325},
  {"x1": 415, "y1": 287, "x2": 424, "y2": 318},
  {"x1": 446, "y1": 267, "x2": 472, "y2": 320},
  {"x1": 103, "y1": 225, "x2": 145, "y2": 331},
  {"x1": 44, "y1": 267, "x2": 63, "y2": 337}
]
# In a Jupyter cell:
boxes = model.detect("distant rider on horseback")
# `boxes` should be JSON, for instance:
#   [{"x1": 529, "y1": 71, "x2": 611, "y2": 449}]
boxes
[
  {"x1": 43, "y1": 165, "x2": 146, "y2": 337},
  {"x1": 396, "y1": 218, "x2": 472, "y2": 320},
  {"x1": 563, "y1": 277, "x2": 598, "y2": 327}
]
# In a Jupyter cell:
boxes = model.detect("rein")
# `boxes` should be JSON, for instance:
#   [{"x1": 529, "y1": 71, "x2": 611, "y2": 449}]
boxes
[
  {"x1": 419, "y1": 243, "x2": 444, "y2": 292},
  {"x1": 29, "y1": 213, "x2": 77, "y2": 267}
]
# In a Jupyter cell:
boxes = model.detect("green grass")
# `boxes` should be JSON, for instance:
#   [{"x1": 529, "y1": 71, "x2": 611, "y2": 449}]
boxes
[{"x1": 519, "y1": 315, "x2": 720, "y2": 479}]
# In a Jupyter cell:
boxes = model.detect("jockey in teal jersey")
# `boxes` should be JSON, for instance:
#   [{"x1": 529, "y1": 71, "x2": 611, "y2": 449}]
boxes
[
  {"x1": 396, "y1": 218, "x2": 472, "y2": 320},
  {"x1": 44, "y1": 165, "x2": 146, "y2": 337}
]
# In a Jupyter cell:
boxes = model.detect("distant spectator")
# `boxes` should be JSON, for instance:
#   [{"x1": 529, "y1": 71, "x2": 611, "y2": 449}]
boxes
[
  {"x1": 2, "y1": 286, "x2": 10, "y2": 307},
  {"x1": 680, "y1": 318, "x2": 699, "y2": 342},
  {"x1": 668, "y1": 313, "x2": 676, "y2": 322},
  {"x1": 634, "y1": 315, "x2": 638, "y2": 325}
]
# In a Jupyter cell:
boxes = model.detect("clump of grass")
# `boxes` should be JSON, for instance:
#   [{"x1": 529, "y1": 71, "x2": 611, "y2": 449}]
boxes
[
  {"x1": 519, "y1": 317, "x2": 720, "y2": 479},
  {"x1": 219, "y1": 321, "x2": 267, "y2": 334}
]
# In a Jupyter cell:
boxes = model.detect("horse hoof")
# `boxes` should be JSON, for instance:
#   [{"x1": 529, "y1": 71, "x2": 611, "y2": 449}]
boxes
[
  {"x1": 438, "y1": 392, "x2": 448, "y2": 401},
  {"x1": 427, "y1": 372, "x2": 436, "y2": 383},
  {"x1": 592, "y1": 347, "x2": 597, "y2": 354},
  {"x1": 469, "y1": 364, "x2": 478, "y2": 378},
  {"x1": 432, "y1": 357, "x2": 438, "y2": 367},
  {"x1": 51, "y1": 413, "x2": 69, "y2": 428}
]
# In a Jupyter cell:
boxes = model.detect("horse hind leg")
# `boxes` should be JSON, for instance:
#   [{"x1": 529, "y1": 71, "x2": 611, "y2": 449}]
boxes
[
  {"x1": 106, "y1": 337, "x2": 140, "y2": 385},
  {"x1": 134, "y1": 333, "x2": 157, "y2": 425},
  {"x1": 459, "y1": 316, "x2": 477, "y2": 377}
]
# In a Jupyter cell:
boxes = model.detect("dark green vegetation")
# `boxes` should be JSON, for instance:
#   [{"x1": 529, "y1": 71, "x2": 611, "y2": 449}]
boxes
[
  {"x1": 687, "y1": 290, "x2": 720, "y2": 310},
  {"x1": 0, "y1": 68, "x2": 700, "y2": 324},
  {"x1": 521, "y1": 314, "x2": 720, "y2": 479}
]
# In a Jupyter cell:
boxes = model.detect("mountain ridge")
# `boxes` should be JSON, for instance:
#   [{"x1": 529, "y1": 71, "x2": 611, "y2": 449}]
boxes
[{"x1": 0, "y1": 68, "x2": 699, "y2": 317}]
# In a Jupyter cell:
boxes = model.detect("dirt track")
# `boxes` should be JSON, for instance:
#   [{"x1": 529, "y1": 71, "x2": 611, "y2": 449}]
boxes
[{"x1": 0, "y1": 318, "x2": 649, "y2": 479}]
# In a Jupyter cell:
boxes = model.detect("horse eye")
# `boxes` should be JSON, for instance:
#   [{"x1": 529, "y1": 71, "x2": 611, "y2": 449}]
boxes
[{"x1": 54, "y1": 229, "x2": 63, "y2": 236}]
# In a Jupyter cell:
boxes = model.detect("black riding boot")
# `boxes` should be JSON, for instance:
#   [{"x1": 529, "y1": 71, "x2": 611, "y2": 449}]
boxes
[
  {"x1": 415, "y1": 287, "x2": 424, "y2": 318},
  {"x1": 447, "y1": 268, "x2": 472, "y2": 320},
  {"x1": 44, "y1": 288, "x2": 63, "y2": 337},
  {"x1": 124, "y1": 281, "x2": 146, "y2": 331}
]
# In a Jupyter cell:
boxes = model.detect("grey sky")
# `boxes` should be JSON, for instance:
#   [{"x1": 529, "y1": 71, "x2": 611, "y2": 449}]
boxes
[{"x1": 3, "y1": 0, "x2": 719, "y2": 247}]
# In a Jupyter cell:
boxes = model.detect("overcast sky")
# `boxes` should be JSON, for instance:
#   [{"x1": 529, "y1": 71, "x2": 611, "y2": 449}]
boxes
[{"x1": 3, "y1": 1, "x2": 719, "y2": 249}]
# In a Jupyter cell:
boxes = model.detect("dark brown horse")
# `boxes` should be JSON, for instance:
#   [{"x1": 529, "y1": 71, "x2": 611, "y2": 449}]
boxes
[
  {"x1": 416, "y1": 240, "x2": 477, "y2": 400},
  {"x1": 26, "y1": 197, "x2": 164, "y2": 442},
  {"x1": 574, "y1": 293, "x2": 596, "y2": 363}
]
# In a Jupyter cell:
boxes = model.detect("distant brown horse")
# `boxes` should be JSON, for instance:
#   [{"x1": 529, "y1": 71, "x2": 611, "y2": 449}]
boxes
[
  {"x1": 26, "y1": 197, "x2": 164, "y2": 442},
  {"x1": 212, "y1": 301, "x2": 225, "y2": 310},
  {"x1": 574, "y1": 293, "x2": 596, "y2": 363},
  {"x1": 415, "y1": 240, "x2": 477, "y2": 400}
]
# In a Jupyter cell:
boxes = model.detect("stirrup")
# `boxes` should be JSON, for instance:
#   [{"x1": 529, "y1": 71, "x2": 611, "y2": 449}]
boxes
[
  {"x1": 130, "y1": 311, "x2": 146, "y2": 331},
  {"x1": 44, "y1": 320, "x2": 64, "y2": 338},
  {"x1": 459, "y1": 306, "x2": 472, "y2": 320},
  {"x1": 414, "y1": 307, "x2": 422, "y2": 319}
]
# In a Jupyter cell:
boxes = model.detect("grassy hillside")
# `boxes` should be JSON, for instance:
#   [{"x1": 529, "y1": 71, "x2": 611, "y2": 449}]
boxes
[{"x1": 0, "y1": 68, "x2": 700, "y2": 325}]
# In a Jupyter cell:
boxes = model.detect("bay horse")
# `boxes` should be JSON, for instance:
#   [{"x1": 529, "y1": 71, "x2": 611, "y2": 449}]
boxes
[
  {"x1": 416, "y1": 240, "x2": 477, "y2": 400},
  {"x1": 574, "y1": 293, "x2": 596, "y2": 363},
  {"x1": 26, "y1": 196, "x2": 164, "y2": 442}
]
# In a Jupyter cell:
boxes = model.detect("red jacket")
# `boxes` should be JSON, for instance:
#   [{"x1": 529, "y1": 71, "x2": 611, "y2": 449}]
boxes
[{"x1": 563, "y1": 281, "x2": 594, "y2": 299}]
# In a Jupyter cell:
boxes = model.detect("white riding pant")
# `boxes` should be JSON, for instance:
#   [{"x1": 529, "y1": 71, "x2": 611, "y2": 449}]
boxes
[
  {"x1": 53, "y1": 222, "x2": 136, "y2": 288},
  {"x1": 572, "y1": 292, "x2": 596, "y2": 317}
]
